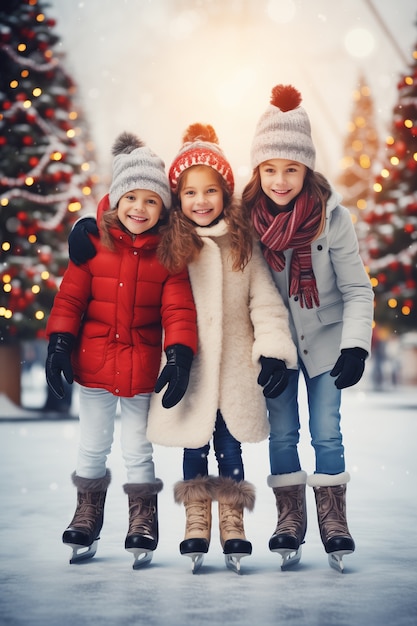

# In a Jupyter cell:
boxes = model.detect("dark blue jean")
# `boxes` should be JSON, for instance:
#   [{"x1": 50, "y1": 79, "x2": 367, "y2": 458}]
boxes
[{"x1": 183, "y1": 410, "x2": 244, "y2": 482}]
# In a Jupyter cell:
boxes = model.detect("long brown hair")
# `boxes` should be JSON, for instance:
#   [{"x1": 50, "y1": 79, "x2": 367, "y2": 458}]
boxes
[
  {"x1": 242, "y1": 167, "x2": 331, "y2": 240},
  {"x1": 158, "y1": 165, "x2": 253, "y2": 274}
]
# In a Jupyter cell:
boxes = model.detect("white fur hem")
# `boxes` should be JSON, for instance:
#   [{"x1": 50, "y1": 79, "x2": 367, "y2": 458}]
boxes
[
  {"x1": 307, "y1": 471, "x2": 350, "y2": 488},
  {"x1": 267, "y1": 470, "x2": 307, "y2": 488}
]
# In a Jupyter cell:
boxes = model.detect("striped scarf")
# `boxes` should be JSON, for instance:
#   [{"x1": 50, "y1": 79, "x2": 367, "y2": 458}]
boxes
[{"x1": 252, "y1": 190, "x2": 322, "y2": 309}]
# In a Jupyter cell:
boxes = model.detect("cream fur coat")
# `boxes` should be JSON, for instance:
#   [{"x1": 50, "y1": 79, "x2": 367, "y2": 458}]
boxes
[{"x1": 146, "y1": 219, "x2": 297, "y2": 448}]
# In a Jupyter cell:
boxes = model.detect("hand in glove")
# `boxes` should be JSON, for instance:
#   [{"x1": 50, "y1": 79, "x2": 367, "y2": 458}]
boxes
[
  {"x1": 154, "y1": 344, "x2": 193, "y2": 408},
  {"x1": 330, "y1": 347, "x2": 368, "y2": 389},
  {"x1": 45, "y1": 333, "x2": 75, "y2": 399},
  {"x1": 257, "y1": 357, "x2": 289, "y2": 398},
  {"x1": 68, "y1": 217, "x2": 99, "y2": 265}
]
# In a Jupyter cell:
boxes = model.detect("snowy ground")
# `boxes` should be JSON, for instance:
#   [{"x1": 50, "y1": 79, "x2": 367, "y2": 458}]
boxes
[{"x1": 1, "y1": 383, "x2": 416, "y2": 626}]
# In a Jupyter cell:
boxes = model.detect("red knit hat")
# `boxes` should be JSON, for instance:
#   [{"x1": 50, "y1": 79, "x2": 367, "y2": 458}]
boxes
[{"x1": 168, "y1": 123, "x2": 234, "y2": 193}]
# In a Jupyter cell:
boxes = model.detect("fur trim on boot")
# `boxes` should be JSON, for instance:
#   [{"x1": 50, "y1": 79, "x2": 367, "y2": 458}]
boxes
[
  {"x1": 267, "y1": 470, "x2": 307, "y2": 488},
  {"x1": 214, "y1": 476, "x2": 255, "y2": 511},
  {"x1": 307, "y1": 471, "x2": 350, "y2": 488},
  {"x1": 123, "y1": 478, "x2": 163, "y2": 496},
  {"x1": 174, "y1": 475, "x2": 217, "y2": 504},
  {"x1": 71, "y1": 469, "x2": 111, "y2": 493}
]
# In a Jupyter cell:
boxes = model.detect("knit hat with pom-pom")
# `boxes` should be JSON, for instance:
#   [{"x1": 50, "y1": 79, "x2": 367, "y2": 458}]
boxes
[
  {"x1": 250, "y1": 84, "x2": 316, "y2": 171},
  {"x1": 109, "y1": 132, "x2": 171, "y2": 210},
  {"x1": 169, "y1": 123, "x2": 234, "y2": 193}
]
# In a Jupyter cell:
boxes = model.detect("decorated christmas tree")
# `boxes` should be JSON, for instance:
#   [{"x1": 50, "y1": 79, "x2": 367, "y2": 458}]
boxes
[
  {"x1": 361, "y1": 36, "x2": 417, "y2": 335},
  {"x1": 0, "y1": 0, "x2": 98, "y2": 404},
  {"x1": 336, "y1": 73, "x2": 379, "y2": 231}
]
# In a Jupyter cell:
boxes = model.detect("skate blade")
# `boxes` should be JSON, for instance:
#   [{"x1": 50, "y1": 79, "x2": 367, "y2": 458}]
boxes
[
  {"x1": 126, "y1": 547, "x2": 153, "y2": 569},
  {"x1": 328, "y1": 550, "x2": 353, "y2": 573},
  {"x1": 274, "y1": 546, "x2": 302, "y2": 570},
  {"x1": 183, "y1": 553, "x2": 204, "y2": 574},
  {"x1": 67, "y1": 540, "x2": 98, "y2": 564},
  {"x1": 224, "y1": 553, "x2": 249, "y2": 575}
]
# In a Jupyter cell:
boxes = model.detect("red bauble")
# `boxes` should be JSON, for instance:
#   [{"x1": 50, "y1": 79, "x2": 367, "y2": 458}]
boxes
[
  {"x1": 22, "y1": 135, "x2": 33, "y2": 145},
  {"x1": 29, "y1": 157, "x2": 39, "y2": 167},
  {"x1": 0, "y1": 136, "x2": 6, "y2": 145}
]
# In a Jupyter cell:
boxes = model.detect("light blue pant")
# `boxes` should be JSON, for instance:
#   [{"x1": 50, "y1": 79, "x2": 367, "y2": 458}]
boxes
[
  {"x1": 266, "y1": 363, "x2": 344, "y2": 476},
  {"x1": 76, "y1": 386, "x2": 155, "y2": 484}
]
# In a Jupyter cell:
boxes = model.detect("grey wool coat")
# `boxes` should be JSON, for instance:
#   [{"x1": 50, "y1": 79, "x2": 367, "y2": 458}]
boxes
[
  {"x1": 147, "y1": 218, "x2": 297, "y2": 449},
  {"x1": 270, "y1": 190, "x2": 374, "y2": 378}
]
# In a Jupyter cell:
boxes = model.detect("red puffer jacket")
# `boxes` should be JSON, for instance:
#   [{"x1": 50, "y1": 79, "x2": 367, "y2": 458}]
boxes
[{"x1": 46, "y1": 197, "x2": 197, "y2": 397}]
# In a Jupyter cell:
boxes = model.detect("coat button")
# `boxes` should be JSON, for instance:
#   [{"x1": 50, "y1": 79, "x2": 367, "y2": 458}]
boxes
[
  {"x1": 294, "y1": 296, "x2": 299, "y2": 301},
  {"x1": 303, "y1": 349, "x2": 308, "y2": 355},
  {"x1": 317, "y1": 244, "x2": 323, "y2": 251}
]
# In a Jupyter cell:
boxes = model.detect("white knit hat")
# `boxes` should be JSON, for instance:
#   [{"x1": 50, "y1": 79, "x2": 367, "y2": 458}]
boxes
[
  {"x1": 250, "y1": 84, "x2": 316, "y2": 171},
  {"x1": 109, "y1": 132, "x2": 171, "y2": 210},
  {"x1": 169, "y1": 123, "x2": 234, "y2": 193}
]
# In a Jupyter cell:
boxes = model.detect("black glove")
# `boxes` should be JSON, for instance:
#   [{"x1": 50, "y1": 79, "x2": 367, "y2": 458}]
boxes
[
  {"x1": 45, "y1": 333, "x2": 75, "y2": 399},
  {"x1": 330, "y1": 347, "x2": 368, "y2": 389},
  {"x1": 68, "y1": 217, "x2": 99, "y2": 265},
  {"x1": 257, "y1": 357, "x2": 289, "y2": 398},
  {"x1": 154, "y1": 344, "x2": 193, "y2": 408}
]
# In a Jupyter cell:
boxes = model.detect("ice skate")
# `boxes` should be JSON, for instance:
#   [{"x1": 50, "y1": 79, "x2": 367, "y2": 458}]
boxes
[
  {"x1": 123, "y1": 479, "x2": 163, "y2": 570},
  {"x1": 174, "y1": 477, "x2": 216, "y2": 574},
  {"x1": 216, "y1": 477, "x2": 255, "y2": 575},
  {"x1": 223, "y1": 539, "x2": 252, "y2": 574},
  {"x1": 268, "y1": 471, "x2": 307, "y2": 570},
  {"x1": 309, "y1": 472, "x2": 355, "y2": 573},
  {"x1": 62, "y1": 471, "x2": 111, "y2": 564}
]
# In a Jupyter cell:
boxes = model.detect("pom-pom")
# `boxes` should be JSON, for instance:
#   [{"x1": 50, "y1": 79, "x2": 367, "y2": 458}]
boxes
[
  {"x1": 112, "y1": 132, "x2": 144, "y2": 156},
  {"x1": 182, "y1": 123, "x2": 219, "y2": 145},
  {"x1": 270, "y1": 84, "x2": 302, "y2": 112}
]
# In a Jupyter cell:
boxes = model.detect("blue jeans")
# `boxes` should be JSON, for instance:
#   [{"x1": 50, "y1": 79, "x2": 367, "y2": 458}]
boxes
[
  {"x1": 77, "y1": 386, "x2": 155, "y2": 484},
  {"x1": 183, "y1": 410, "x2": 244, "y2": 481},
  {"x1": 266, "y1": 363, "x2": 344, "y2": 476}
]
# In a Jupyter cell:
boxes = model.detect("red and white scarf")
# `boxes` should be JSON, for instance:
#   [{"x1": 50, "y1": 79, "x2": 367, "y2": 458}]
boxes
[{"x1": 252, "y1": 191, "x2": 322, "y2": 309}]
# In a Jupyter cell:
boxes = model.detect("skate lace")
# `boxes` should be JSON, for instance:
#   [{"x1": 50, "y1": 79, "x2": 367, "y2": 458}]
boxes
[
  {"x1": 274, "y1": 488, "x2": 305, "y2": 538},
  {"x1": 186, "y1": 499, "x2": 210, "y2": 534},
  {"x1": 219, "y1": 504, "x2": 245, "y2": 537},
  {"x1": 316, "y1": 486, "x2": 350, "y2": 539},
  {"x1": 128, "y1": 497, "x2": 156, "y2": 538},
  {"x1": 70, "y1": 493, "x2": 104, "y2": 532}
]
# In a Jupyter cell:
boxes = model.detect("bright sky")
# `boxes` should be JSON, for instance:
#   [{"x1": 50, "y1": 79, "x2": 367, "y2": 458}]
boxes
[{"x1": 48, "y1": 0, "x2": 417, "y2": 193}]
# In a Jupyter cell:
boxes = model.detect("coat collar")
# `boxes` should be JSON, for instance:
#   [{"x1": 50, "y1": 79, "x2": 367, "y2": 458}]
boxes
[{"x1": 194, "y1": 217, "x2": 229, "y2": 239}]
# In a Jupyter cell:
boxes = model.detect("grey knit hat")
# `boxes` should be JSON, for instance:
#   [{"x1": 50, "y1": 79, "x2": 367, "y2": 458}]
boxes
[
  {"x1": 109, "y1": 132, "x2": 171, "y2": 210},
  {"x1": 250, "y1": 84, "x2": 316, "y2": 171}
]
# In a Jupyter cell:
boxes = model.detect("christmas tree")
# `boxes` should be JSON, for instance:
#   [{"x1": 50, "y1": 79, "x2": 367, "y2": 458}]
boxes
[
  {"x1": 336, "y1": 73, "x2": 379, "y2": 233},
  {"x1": 362, "y1": 35, "x2": 417, "y2": 335},
  {"x1": 0, "y1": 0, "x2": 98, "y2": 404}
]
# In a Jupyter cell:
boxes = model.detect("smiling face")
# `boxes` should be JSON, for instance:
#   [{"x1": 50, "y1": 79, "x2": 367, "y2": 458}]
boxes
[
  {"x1": 178, "y1": 165, "x2": 224, "y2": 227},
  {"x1": 259, "y1": 158, "x2": 307, "y2": 208},
  {"x1": 117, "y1": 189, "x2": 163, "y2": 235}
]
